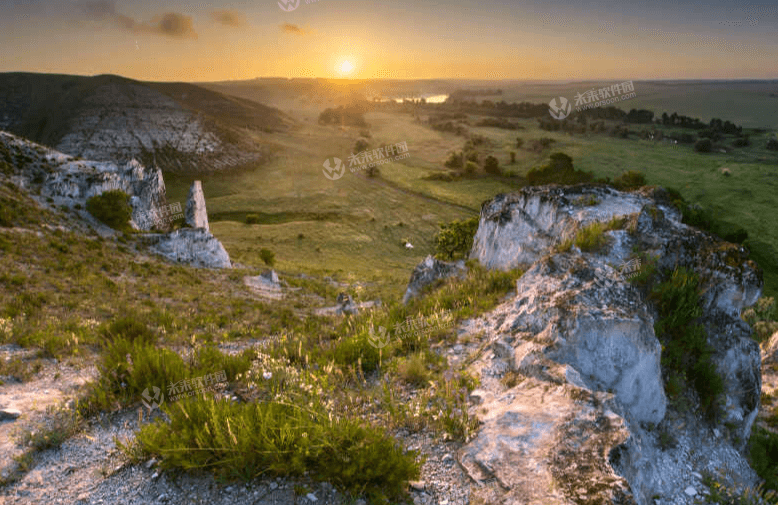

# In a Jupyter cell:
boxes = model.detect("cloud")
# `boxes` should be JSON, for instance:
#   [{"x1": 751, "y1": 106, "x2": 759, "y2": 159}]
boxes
[
  {"x1": 210, "y1": 10, "x2": 247, "y2": 28},
  {"x1": 280, "y1": 23, "x2": 306, "y2": 35},
  {"x1": 155, "y1": 13, "x2": 197, "y2": 38},
  {"x1": 78, "y1": 0, "x2": 197, "y2": 39}
]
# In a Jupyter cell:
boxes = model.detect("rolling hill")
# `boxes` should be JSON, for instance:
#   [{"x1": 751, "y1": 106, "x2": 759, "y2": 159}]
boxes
[{"x1": 0, "y1": 73, "x2": 292, "y2": 172}]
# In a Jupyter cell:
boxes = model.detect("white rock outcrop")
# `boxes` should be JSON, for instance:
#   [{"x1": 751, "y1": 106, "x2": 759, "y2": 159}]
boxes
[
  {"x1": 142, "y1": 228, "x2": 231, "y2": 269},
  {"x1": 1, "y1": 131, "x2": 231, "y2": 269},
  {"x1": 447, "y1": 184, "x2": 764, "y2": 505},
  {"x1": 185, "y1": 181, "x2": 209, "y2": 231}
]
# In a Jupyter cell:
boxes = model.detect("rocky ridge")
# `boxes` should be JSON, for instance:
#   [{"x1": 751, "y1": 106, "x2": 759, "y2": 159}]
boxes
[
  {"x1": 0, "y1": 131, "x2": 231, "y2": 268},
  {"x1": 452, "y1": 184, "x2": 764, "y2": 504}
]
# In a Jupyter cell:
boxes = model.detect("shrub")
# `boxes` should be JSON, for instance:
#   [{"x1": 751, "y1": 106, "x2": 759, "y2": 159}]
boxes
[
  {"x1": 82, "y1": 335, "x2": 255, "y2": 414},
  {"x1": 86, "y1": 190, "x2": 133, "y2": 231},
  {"x1": 130, "y1": 397, "x2": 420, "y2": 504},
  {"x1": 510, "y1": 151, "x2": 516, "y2": 164},
  {"x1": 694, "y1": 139, "x2": 713, "y2": 153},
  {"x1": 434, "y1": 217, "x2": 479, "y2": 261},
  {"x1": 651, "y1": 267, "x2": 724, "y2": 418},
  {"x1": 749, "y1": 426, "x2": 778, "y2": 493},
  {"x1": 464, "y1": 161, "x2": 478, "y2": 175},
  {"x1": 245, "y1": 214, "x2": 260, "y2": 224},
  {"x1": 611, "y1": 170, "x2": 646, "y2": 190},
  {"x1": 259, "y1": 248, "x2": 275, "y2": 267},
  {"x1": 574, "y1": 221, "x2": 609, "y2": 252},
  {"x1": 397, "y1": 354, "x2": 430, "y2": 387},
  {"x1": 354, "y1": 139, "x2": 370, "y2": 153},
  {"x1": 767, "y1": 137, "x2": 778, "y2": 151},
  {"x1": 732, "y1": 135, "x2": 750, "y2": 147},
  {"x1": 99, "y1": 315, "x2": 156, "y2": 345},
  {"x1": 366, "y1": 166, "x2": 380, "y2": 178},
  {"x1": 444, "y1": 151, "x2": 463, "y2": 170},
  {"x1": 515, "y1": 137, "x2": 524, "y2": 149},
  {"x1": 526, "y1": 152, "x2": 593, "y2": 185},
  {"x1": 484, "y1": 155, "x2": 500, "y2": 175}
]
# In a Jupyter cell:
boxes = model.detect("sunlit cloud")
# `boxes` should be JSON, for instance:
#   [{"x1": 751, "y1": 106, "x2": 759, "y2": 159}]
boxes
[
  {"x1": 210, "y1": 10, "x2": 247, "y2": 28},
  {"x1": 280, "y1": 23, "x2": 306, "y2": 35},
  {"x1": 78, "y1": 0, "x2": 197, "y2": 39}
]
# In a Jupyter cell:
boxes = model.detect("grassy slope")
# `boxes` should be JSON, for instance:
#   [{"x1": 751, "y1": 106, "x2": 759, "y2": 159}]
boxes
[{"x1": 162, "y1": 97, "x2": 777, "y2": 297}]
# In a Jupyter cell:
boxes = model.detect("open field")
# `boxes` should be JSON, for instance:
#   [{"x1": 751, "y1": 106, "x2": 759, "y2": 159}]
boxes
[{"x1": 163, "y1": 90, "x2": 778, "y2": 299}]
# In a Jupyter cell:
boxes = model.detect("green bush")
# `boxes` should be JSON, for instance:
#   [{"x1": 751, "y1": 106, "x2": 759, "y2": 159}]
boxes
[
  {"x1": 574, "y1": 221, "x2": 609, "y2": 252},
  {"x1": 245, "y1": 214, "x2": 260, "y2": 224},
  {"x1": 259, "y1": 248, "x2": 275, "y2": 267},
  {"x1": 82, "y1": 326, "x2": 255, "y2": 414},
  {"x1": 464, "y1": 161, "x2": 478, "y2": 175},
  {"x1": 526, "y1": 152, "x2": 593, "y2": 185},
  {"x1": 611, "y1": 170, "x2": 646, "y2": 190},
  {"x1": 676, "y1": 202, "x2": 748, "y2": 244},
  {"x1": 86, "y1": 190, "x2": 133, "y2": 230},
  {"x1": 651, "y1": 267, "x2": 724, "y2": 417},
  {"x1": 434, "y1": 217, "x2": 479, "y2": 261},
  {"x1": 444, "y1": 151, "x2": 463, "y2": 170},
  {"x1": 354, "y1": 139, "x2": 370, "y2": 153},
  {"x1": 749, "y1": 426, "x2": 778, "y2": 494},
  {"x1": 484, "y1": 155, "x2": 500, "y2": 175},
  {"x1": 130, "y1": 397, "x2": 420, "y2": 504},
  {"x1": 694, "y1": 139, "x2": 713, "y2": 153},
  {"x1": 99, "y1": 315, "x2": 156, "y2": 345}
]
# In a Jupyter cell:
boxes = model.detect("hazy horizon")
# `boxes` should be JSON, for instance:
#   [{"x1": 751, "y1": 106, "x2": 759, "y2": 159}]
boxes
[{"x1": 2, "y1": 0, "x2": 777, "y2": 81}]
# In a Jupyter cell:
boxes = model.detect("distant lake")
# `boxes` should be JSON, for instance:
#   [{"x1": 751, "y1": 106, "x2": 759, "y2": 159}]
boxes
[{"x1": 376, "y1": 94, "x2": 449, "y2": 103}]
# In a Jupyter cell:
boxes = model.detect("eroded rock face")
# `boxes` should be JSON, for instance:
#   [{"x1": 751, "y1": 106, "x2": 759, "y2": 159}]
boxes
[
  {"x1": 455, "y1": 184, "x2": 763, "y2": 505},
  {"x1": 185, "y1": 181, "x2": 209, "y2": 231},
  {"x1": 510, "y1": 253, "x2": 666, "y2": 424},
  {"x1": 403, "y1": 255, "x2": 467, "y2": 304},
  {"x1": 141, "y1": 228, "x2": 231, "y2": 269},
  {"x1": 1, "y1": 132, "x2": 168, "y2": 232},
  {"x1": 0, "y1": 132, "x2": 232, "y2": 269}
]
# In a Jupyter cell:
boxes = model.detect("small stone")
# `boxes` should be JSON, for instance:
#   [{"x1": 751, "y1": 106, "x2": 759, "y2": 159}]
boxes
[
  {"x1": 157, "y1": 493, "x2": 167, "y2": 502},
  {"x1": 225, "y1": 486, "x2": 233, "y2": 493},
  {"x1": 151, "y1": 471, "x2": 160, "y2": 480},
  {"x1": 691, "y1": 472, "x2": 702, "y2": 479},
  {"x1": 0, "y1": 408, "x2": 21, "y2": 421},
  {"x1": 684, "y1": 486, "x2": 696, "y2": 496},
  {"x1": 144, "y1": 458, "x2": 157, "y2": 469},
  {"x1": 306, "y1": 493, "x2": 318, "y2": 502},
  {"x1": 269, "y1": 482, "x2": 278, "y2": 490},
  {"x1": 442, "y1": 453, "x2": 454, "y2": 464},
  {"x1": 713, "y1": 428, "x2": 721, "y2": 438},
  {"x1": 355, "y1": 500, "x2": 367, "y2": 505},
  {"x1": 409, "y1": 480, "x2": 426, "y2": 491}
]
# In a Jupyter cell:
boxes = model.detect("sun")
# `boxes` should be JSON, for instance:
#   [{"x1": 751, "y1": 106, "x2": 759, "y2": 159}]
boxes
[{"x1": 340, "y1": 60, "x2": 354, "y2": 75}]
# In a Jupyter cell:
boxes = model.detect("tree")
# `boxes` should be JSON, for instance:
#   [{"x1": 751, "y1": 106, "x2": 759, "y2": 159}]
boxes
[
  {"x1": 434, "y1": 217, "x2": 479, "y2": 261},
  {"x1": 484, "y1": 155, "x2": 500, "y2": 175},
  {"x1": 259, "y1": 248, "x2": 276, "y2": 267},
  {"x1": 694, "y1": 139, "x2": 712, "y2": 153},
  {"x1": 354, "y1": 139, "x2": 369, "y2": 153},
  {"x1": 86, "y1": 190, "x2": 133, "y2": 231}
]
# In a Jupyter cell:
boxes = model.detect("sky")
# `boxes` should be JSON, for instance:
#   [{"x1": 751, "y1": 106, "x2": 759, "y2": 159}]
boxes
[{"x1": 0, "y1": 0, "x2": 777, "y2": 82}]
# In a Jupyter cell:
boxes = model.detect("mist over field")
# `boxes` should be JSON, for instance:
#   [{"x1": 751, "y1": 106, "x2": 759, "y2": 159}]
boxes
[{"x1": 1, "y1": 1, "x2": 778, "y2": 504}]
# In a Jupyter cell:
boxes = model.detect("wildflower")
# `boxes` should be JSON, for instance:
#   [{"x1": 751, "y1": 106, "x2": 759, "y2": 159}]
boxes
[{"x1": 263, "y1": 372, "x2": 272, "y2": 380}]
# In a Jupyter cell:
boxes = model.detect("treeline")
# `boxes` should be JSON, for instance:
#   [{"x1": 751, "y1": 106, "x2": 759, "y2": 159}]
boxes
[
  {"x1": 318, "y1": 104, "x2": 370, "y2": 127},
  {"x1": 449, "y1": 89, "x2": 503, "y2": 99}
]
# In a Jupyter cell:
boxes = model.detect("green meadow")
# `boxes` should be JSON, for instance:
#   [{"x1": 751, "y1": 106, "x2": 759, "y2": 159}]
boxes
[{"x1": 164, "y1": 95, "x2": 778, "y2": 300}]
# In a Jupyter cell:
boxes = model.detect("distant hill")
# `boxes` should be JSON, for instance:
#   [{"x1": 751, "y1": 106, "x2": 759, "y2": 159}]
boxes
[{"x1": 0, "y1": 73, "x2": 291, "y2": 172}]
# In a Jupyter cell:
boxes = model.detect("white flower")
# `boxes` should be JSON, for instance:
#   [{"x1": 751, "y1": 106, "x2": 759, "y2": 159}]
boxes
[{"x1": 263, "y1": 372, "x2": 272, "y2": 380}]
